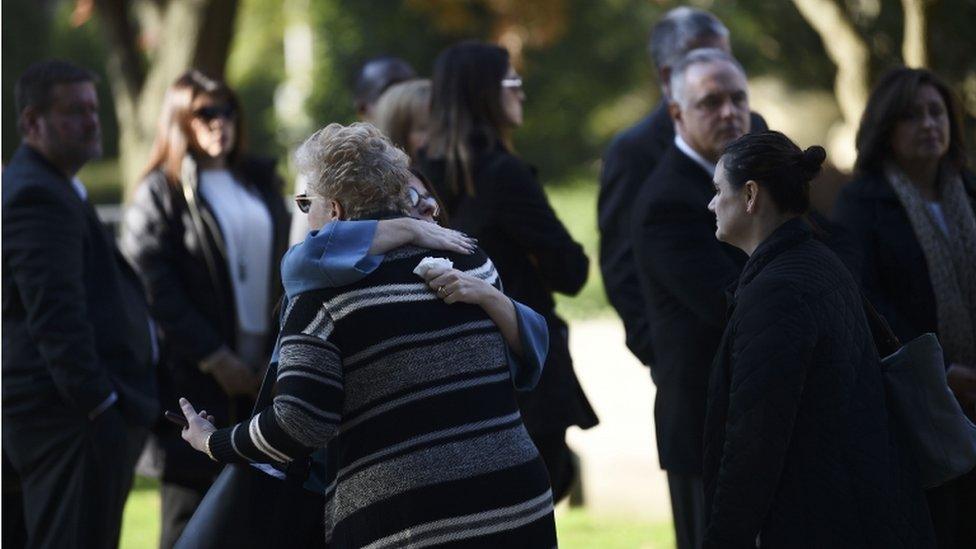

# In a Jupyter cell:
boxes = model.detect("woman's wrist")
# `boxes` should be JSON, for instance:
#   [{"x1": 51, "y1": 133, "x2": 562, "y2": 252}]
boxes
[
  {"x1": 203, "y1": 431, "x2": 216, "y2": 461},
  {"x1": 400, "y1": 218, "x2": 421, "y2": 242},
  {"x1": 373, "y1": 218, "x2": 415, "y2": 254}
]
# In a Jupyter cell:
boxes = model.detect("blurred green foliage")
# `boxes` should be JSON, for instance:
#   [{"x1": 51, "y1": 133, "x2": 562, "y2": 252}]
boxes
[
  {"x1": 2, "y1": 1, "x2": 120, "y2": 161},
  {"x1": 4, "y1": 0, "x2": 975, "y2": 183}
]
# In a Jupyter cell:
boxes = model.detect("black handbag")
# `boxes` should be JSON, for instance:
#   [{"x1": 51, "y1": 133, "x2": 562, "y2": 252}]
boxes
[
  {"x1": 173, "y1": 361, "x2": 326, "y2": 548},
  {"x1": 862, "y1": 296, "x2": 976, "y2": 488}
]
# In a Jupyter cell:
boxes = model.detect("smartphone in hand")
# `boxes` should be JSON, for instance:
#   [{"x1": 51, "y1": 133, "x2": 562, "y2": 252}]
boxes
[{"x1": 164, "y1": 410, "x2": 189, "y2": 429}]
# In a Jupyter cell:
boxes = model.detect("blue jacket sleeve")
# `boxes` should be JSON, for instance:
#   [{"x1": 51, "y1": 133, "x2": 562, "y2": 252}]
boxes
[
  {"x1": 317, "y1": 220, "x2": 384, "y2": 286},
  {"x1": 505, "y1": 299, "x2": 549, "y2": 391},
  {"x1": 284, "y1": 220, "x2": 384, "y2": 297}
]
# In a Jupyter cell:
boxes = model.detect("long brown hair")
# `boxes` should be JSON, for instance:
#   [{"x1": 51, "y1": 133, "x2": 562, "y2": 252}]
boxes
[
  {"x1": 142, "y1": 69, "x2": 246, "y2": 185},
  {"x1": 426, "y1": 41, "x2": 513, "y2": 198},
  {"x1": 855, "y1": 67, "x2": 967, "y2": 175}
]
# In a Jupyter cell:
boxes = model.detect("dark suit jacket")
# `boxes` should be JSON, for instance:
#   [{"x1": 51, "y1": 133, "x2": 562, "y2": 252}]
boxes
[
  {"x1": 420, "y1": 139, "x2": 598, "y2": 434},
  {"x1": 631, "y1": 144, "x2": 747, "y2": 474},
  {"x1": 2, "y1": 145, "x2": 157, "y2": 426},
  {"x1": 832, "y1": 169, "x2": 976, "y2": 345},
  {"x1": 598, "y1": 100, "x2": 766, "y2": 366}
]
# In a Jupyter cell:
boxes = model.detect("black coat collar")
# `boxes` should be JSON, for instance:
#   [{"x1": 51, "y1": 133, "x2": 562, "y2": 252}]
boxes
[{"x1": 735, "y1": 216, "x2": 813, "y2": 293}]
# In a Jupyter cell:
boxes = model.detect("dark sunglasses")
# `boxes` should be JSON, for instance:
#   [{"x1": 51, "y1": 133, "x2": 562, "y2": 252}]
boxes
[
  {"x1": 294, "y1": 193, "x2": 313, "y2": 214},
  {"x1": 194, "y1": 104, "x2": 236, "y2": 122}
]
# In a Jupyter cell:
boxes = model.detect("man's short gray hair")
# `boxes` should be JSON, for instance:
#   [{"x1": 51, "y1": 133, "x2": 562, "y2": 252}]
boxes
[
  {"x1": 669, "y1": 48, "x2": 745, "y2": 108},
  {"x1": 648, "y1": 7, "x2": 729, "y2": 72},
  {"x1": 294, "y1": 122, "x2": 411, "y2": 219}
]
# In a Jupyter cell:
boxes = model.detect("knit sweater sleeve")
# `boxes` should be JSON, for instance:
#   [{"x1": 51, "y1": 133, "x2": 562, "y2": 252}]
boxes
[{"x1": 208, "y1": 291, "x2": 343, "y2": 464}]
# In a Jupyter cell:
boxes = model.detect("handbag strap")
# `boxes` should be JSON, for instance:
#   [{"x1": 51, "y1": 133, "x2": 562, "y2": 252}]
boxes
[
  {"x1": 251, "y1": 296, "x2": 286, "y2": 417},
  {"x1": 860, "y1": 293, "x2": 902, "y2": 357}
]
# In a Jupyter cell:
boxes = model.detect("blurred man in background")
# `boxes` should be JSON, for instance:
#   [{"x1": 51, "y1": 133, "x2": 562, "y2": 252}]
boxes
[
  {"x1": 598, "y1": 6, "x2": 766, "y2": 368},
  {"x1": 2, "y1": 60, "x2": 157, "y2": 549},
  {"x1": 630, "y1": 48, "x2": 753, "y2": 549}
]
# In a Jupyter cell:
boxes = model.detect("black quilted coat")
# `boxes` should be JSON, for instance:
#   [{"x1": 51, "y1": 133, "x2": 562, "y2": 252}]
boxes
[{"x1": 702, "y1": 218, "x2": 933, "y2": 548}]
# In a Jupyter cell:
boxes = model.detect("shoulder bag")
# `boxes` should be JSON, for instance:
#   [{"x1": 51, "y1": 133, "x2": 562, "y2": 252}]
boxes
[{"x1": 862, "y1": 295, "x2": 976, "y2": 488}]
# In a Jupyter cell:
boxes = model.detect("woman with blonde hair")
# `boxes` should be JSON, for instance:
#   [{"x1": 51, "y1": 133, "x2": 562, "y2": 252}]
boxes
[
  {"x1": 120, "y1": 69, "x2": 290, "y2": 547},
  {"x1": 373, "y1": 78, "x2": 431, "y2": 163},
  {"x1": 179, "y1": 122, "x2": 558, "y2": 547}
]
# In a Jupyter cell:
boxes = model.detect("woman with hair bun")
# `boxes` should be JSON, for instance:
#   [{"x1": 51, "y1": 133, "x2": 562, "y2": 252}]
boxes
[{"x1": 702, "y1": 131, "x2": 933, "y2": 548}]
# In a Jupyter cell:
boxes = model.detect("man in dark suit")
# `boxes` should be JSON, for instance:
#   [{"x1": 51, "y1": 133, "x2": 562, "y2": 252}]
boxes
[
  {"x1": 631, "y1": 49, "x2": 752, "y2": 549},
  {"x1": 598, "y1": 6, "x2": 766, "y2": 366},
  {"x1": 2, "y1": 60, "x2": 158, "y2": 548}
]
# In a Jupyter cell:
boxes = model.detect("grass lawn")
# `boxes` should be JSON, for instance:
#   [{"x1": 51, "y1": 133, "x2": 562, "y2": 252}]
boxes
[
  {"x1": 120, "y1": 477, "x2": 161, "y2": 548},
  {"x1": 121, "y1": 477, "x2": 673, "y2": 548}
]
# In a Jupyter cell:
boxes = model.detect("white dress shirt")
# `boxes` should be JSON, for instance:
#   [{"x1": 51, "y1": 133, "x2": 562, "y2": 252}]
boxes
[{"x1": 674, "y1": 135, "x2": 717, "y2": 177}]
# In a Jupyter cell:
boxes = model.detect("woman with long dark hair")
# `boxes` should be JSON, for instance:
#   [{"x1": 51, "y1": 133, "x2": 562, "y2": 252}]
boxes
[
  {"x1": 419, "y1": 40, "x2": 597, "y2": 502},
  {"x1": 703, "y1": 131, "x2": 933, "y2": 547},
  {"x1": 833, "y1": 66, "x2": 976, "y2": 548},
  {"x1": 120, "y1": 70, "x2": 290, "y2": 548}
]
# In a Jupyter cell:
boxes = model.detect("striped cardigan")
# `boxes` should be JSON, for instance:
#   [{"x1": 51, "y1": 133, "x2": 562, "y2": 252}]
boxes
[{"x1": 207, "y1": 245, "x2": 557, "y2": 548}]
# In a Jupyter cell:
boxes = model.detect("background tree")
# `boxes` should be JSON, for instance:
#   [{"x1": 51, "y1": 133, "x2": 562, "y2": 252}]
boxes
[
  {"x1": 4, "y1": 0, "x2": 973, "y2": 195},
  {"x1": 86, "y1": 0, "x2": 240, "y2": 195}
]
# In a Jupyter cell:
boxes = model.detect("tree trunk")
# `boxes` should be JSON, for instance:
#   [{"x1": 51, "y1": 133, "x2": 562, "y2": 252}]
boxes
[
  {"x1": 792, "y1": 0, "x2": 871, "y2": 170},
  {"x1": 900, "y1": 0, "x2": 930, "y2": 67},
  {"x1": 94, "y1": 0, "x2": 239, "y2": 197}
]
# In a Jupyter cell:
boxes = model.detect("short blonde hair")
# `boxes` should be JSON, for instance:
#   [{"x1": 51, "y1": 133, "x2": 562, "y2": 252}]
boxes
[
  {"x1": 295, "y1": 122, "x2": 411, "y2": 219},
  {"x1": 373, "y1": 79, "x2": 430, "y2": 159}
]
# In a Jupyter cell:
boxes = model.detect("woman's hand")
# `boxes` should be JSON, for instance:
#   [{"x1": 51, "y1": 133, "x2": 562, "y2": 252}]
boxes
[
  {"x1": 424, "y1": 266, "x2": 494, "y2": 306},
  {"x1": 405, "y1": 218, "x2": 477, "y2": 255},
  {"x1": 424, "y1": 265, "x2": 523, "y2": 356},
  {"x1": 179, "y1": 397, "x2": 218, "y2": 456},
  {"x1": 201, "y1": 348, "x2": 259, "y2": 397}
]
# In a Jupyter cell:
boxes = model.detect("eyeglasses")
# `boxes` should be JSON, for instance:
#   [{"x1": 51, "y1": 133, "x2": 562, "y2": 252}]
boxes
[
  {"x1": 294, "y1": 193, "x2": 314, "y2": 214},
  {"x1": 407, "y1": 186, "x2": 439, "y2": 217},
  {"x1": 193, "y1": 104, "x2": 236, "y2": 122},
  {"x1": 501, "y1": 77, "x2": 523, "y2": 91}
]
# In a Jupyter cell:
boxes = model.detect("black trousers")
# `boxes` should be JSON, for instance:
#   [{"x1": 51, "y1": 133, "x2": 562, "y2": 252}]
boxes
[
  {"x1": 666, "y1": 471, "x2": 705, "y2": 549},
  {"x1": 2, "y1": 407, "x2": 146, "y2": 549}
]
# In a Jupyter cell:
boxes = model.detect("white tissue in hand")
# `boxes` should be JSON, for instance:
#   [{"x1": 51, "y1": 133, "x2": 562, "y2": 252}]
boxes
[{"x1": 413, "y1": 256, "x2": 454, "y2": 278}]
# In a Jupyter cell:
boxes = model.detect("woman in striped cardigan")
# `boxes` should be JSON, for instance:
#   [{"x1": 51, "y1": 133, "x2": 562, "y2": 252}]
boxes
[{"x1": 180, "y1": 122, "x2": 557, "y2": 548}]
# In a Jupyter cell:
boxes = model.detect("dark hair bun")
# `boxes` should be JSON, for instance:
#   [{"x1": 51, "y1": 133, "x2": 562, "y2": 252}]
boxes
[{"x1": 800, "y1": 146, "x2": 826, "y2": 171}]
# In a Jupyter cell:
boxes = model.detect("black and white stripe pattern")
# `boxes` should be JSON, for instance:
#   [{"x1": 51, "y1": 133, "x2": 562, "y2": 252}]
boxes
[{"x1": 207, "y1": 246, "x2": 556, "y2": 548}]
